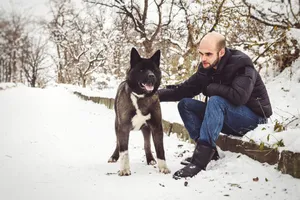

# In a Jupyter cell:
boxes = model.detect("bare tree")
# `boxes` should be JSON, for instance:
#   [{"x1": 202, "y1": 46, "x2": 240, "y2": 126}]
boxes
[
  {"x1": 0, "y1": 9, "x2": 42, "y2": 85},
  {"x1": 240, "y1": 0, "x2": 300, "y2": 72},
  {"x1": 47, "y1": 0, "x2": 75, "y2": 84},
  {"x1": 0, "y1": 10, "x2": 30, "y2": 83},
  {"x1": 83, "y1": 0, "x2": 176, "y2": 56},
  {"x1": 242, "y1": 0, "x2": 300, "y2": 29},
  {"x1": 47, "y1": 0, "x2": 111, "y2": 87},
  {"x1": 21, "y1": 37, "x2": 48, "y2": 87}
]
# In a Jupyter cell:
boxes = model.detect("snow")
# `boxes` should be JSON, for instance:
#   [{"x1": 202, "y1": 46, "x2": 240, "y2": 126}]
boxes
[{"x1": 0, "y1": 83, "x2": 300, "y2": 200}]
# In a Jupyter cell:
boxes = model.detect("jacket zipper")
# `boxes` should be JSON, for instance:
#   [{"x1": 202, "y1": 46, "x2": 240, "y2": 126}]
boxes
[{"x1": 256, "y1": 97, "x2": 267, "y2": 121}]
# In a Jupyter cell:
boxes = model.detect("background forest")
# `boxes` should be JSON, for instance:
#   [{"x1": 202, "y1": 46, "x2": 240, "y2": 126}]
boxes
[{"x1": 1, "y1": 0, "x2": 299, "y2": 89}]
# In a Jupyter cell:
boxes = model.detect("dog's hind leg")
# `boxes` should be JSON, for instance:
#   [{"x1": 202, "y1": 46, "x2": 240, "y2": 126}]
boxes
[
  {"x1": 108, "y1": 144, "x2": 119, "y2": 163},
  {"x1": 108, "y1": 121, "x2": 120, "y2": 163},
  {"x1": 141, "y1": 125, "x2": 156, "y2": 165}
]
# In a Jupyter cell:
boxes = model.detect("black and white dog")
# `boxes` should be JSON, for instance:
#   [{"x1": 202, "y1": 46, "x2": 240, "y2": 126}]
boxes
[{"x1": 108, "y1": 48, "x2": 170, "y2": 176}]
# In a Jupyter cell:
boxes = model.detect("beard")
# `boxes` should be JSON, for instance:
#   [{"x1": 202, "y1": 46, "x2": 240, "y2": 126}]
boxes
[{"x1": 203, "y1": 55, "x2": 220, "y2": 69}]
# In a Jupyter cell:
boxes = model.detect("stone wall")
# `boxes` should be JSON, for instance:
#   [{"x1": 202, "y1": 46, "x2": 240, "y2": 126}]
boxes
[{"x1": 73, "y1": 92, "x2": 300, "y2": 179}]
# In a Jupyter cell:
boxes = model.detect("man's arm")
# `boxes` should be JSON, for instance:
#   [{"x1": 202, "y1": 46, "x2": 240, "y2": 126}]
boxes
[
  {"x1": 158, "y1": 72, "x2": 202, "y2": 102},
  {"x1": 206, "y1": 66, "x2": 257, "y2": 105}
]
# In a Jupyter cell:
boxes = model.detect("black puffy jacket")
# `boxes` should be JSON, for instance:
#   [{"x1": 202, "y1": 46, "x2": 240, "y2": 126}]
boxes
[{"x1": 158, "y1": 48, "x2": 272, "y2": 118}]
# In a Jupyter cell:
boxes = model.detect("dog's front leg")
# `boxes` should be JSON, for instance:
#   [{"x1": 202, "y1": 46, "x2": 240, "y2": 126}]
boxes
[
  {"x1": 141, "y1": 125, "x2": 156, "y2": 165},
  {"x1": 149, "y1": 121, "x2": 170, "y2": 174},
  {"x1": 149, "y1": 101, "x2": 170, "y2": 174},
  {"x1": 151, "y1": 127, "x2": 170, "y2": 174},
  {"x1": 118, "y1": 128, "x2": 131, "y2": 176}
]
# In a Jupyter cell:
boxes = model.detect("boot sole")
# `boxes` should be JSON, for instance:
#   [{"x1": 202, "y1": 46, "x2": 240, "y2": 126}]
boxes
[
  {"x1": 180, "y1": 161, "x2": 190, "y2": 166},
  {"x1": 181, "y1": 157, "x2": 220, "y2": 166}
]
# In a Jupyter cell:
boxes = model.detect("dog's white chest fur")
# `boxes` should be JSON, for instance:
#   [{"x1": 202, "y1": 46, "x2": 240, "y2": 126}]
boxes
[{"x1": 130, "y1": 93, "x2": 151, "y2": 130}]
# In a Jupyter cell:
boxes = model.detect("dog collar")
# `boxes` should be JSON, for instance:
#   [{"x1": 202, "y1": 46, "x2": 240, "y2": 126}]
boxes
[{"x1": 132, "y1": 92, "x2": 145, "y2": 98}]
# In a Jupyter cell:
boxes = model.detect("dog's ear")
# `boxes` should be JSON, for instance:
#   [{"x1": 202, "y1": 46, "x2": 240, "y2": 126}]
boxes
[
  {"x1": 130, "y1": 47, "x2": 141, "y2": 68},
  {"x1": 151, "y1": 50, "x2": 160, "y2": 67}
]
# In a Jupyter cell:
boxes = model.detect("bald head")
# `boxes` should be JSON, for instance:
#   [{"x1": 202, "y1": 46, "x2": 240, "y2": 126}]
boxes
[
  {"x1": 200, "y1": 32, "x2": 226, "y2": 51},
  {"x1": 198, "y1": 32, "x2": 226, "y2": 69}
]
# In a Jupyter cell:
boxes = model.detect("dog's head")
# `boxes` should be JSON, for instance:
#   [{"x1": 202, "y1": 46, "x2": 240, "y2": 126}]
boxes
[{"x1": 126, "y1": 47, "x2": 161, "y2": 96}]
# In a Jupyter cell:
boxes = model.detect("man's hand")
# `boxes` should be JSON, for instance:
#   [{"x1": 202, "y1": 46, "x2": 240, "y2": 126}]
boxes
[
  {"x1": 197, "y1": 67, "x2": 214, "y2": 96},
  {"x1": 200, "y1": 76, "x2": 212, "y2": 96}
]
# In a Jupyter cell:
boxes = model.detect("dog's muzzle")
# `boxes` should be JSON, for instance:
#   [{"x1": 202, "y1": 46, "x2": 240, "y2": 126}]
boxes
[{"x1": 139, "y1": 73, "x2": 156, "y2": 92}]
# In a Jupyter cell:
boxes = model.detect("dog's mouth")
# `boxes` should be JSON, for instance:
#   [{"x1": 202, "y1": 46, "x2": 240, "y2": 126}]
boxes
[{"x1": 139, "y1": 82, "x2": 154, "y2": 92}]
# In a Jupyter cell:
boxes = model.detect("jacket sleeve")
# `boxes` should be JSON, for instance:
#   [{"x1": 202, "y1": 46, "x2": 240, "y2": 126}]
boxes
[
  {"x1": 158, "y1": 72, "x2": 202, "y2": 102},
  {"x1": 206, "y1": 66, "x2": 257, "y2": 106}
]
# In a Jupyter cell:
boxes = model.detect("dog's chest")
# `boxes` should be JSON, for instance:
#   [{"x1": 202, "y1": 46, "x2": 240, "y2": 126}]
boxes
[{"x1": 130, "y1": 93, "x2": 151, "y2": 130}]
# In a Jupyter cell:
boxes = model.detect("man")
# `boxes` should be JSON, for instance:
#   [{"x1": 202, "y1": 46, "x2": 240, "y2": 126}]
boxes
[{"x1": 158, "y1": 32, "x2": 272, "y2": 180}]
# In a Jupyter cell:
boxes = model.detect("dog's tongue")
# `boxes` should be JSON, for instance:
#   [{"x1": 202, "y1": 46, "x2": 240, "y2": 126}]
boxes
[{"x1": 143, "y1": 83, "x2": 154, "y2": 91}]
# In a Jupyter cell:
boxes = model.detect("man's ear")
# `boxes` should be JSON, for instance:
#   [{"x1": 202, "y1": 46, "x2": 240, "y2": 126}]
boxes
[{"x1": 219, "y1": 48, "x2": 225, "y2": 57}]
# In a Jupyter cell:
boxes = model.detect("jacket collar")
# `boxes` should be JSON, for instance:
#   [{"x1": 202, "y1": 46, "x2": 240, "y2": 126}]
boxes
[{"x1": 215, "y1": 48, "x2": 231, "y2": 73}]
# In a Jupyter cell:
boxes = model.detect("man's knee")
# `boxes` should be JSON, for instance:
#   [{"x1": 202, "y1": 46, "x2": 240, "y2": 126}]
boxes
[
  {"x1": 177, "y1": 98, "x2": 191, "y2": 112},
  {"x1": 207, "y1": 96, "x2": 227, "y2": 106}
]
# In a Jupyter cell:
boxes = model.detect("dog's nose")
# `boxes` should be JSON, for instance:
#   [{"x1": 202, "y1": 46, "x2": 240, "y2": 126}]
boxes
[{"x1": 148, "y1": 74, "x2": 155, "y2": 79}]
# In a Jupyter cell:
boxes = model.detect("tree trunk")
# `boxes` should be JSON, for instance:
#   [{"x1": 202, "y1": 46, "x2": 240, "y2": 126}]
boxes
[
  {"x1": 143, "y1": 40, "x2": 153, "y2": 56},
  {"x1": 56, "y1": 45, "x2": 65, "y2": 83},
  {"x1": 82, "y1": 78, "x2": 86, "y2": 88},
  {"x1": 31, "y1": 72, "x2": 36, "y2": 87}
]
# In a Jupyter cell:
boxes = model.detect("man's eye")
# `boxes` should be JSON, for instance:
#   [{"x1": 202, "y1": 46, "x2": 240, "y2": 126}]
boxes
[{"x1": 206, "y1": 53, "x2": 212, "y2": 56}]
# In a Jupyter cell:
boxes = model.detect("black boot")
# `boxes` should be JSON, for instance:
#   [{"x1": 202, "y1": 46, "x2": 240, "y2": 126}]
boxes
[
  {"x1": 213, "y1": 149, "x2": 220, "y2": 160},
  {"x1": 173, "y1": 141, "x2": 215, "y2": 180},
  {"x1": 180, "y1": 147, "x2": 219, "y2": 166},
  {"x1": 180, "y1": 156, "x2": 192, "y2": 166}
]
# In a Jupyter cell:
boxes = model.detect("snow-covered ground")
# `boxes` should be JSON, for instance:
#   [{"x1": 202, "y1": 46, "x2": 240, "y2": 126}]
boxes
[{"x1": 0, "y1": 84, "x2": 299, "y2": 200}]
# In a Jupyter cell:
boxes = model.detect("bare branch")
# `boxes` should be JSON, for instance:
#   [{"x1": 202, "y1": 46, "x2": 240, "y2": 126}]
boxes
[
  {"x1": 253, "y1": 34, "x2": 286, "y2": 65},
  {"x1": 242, "y1": 0, "x2": 300, "y2": 29},
  {"x1": 209, "y1": 0, "x2": 226, "y2": 32}
]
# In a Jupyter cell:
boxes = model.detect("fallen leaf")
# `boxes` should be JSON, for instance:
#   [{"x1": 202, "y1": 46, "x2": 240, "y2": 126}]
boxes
[{"x1": 228, "y1": 183, "x2": 242, "y2": 189}]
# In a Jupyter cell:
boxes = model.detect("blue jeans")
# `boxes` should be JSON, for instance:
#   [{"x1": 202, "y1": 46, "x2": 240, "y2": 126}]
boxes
[{"x1": 178, "y1": 96, "x2": 267, "y2": 147}]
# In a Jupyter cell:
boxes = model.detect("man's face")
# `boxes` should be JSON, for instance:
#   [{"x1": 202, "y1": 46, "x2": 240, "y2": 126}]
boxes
[{"x1": 198, "y1": 42, "x2": 224, "y2": 69}]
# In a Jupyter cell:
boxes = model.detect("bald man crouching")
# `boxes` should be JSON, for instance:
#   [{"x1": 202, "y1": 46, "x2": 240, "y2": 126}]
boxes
[{"x1": 158, "y1": 32, "x2": 272, "y2": 179}]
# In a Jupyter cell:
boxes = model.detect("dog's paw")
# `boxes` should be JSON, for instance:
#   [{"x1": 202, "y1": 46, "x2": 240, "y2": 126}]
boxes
[
  {"x1": 118, "y1": 169, "x2": 131, "y2": 176},
  {"x1": 108, "y1": 157, "x2": 118, "y2": 163},
  {"x1": 157, "y1": 159, "x2": 170, "y2": 174},
  {"x1": 159, "y1": 167, "x2": 171, "y2": 174},
  {"x1": 148, "y1": 160, "x2": 157, "y2": 165}
]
